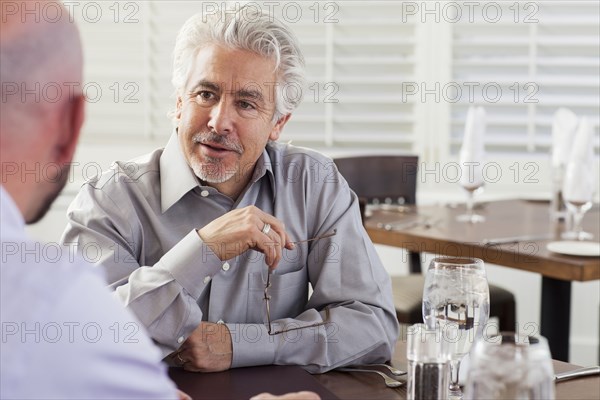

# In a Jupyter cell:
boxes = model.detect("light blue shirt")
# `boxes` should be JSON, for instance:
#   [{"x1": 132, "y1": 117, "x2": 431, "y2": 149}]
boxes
[{"x1": 1, "y1": 186, "x2": 178, "y2": 399}]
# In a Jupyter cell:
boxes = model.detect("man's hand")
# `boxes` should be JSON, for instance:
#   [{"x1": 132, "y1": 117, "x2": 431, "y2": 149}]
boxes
[
  {"x1": 250, "y1": 391, "x2": 321, "y2": 400},
  {"x1": 175, "y1": 322, "x2": 233, "y2": 372},
  {"x1": 197, "y1": 205, "x2": 294, "y2": 269}
]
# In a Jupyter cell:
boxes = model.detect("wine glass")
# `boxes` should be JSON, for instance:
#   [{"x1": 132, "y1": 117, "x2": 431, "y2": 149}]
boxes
[
  {"x1": 456, "y1": 155, "x2": 486, "y2": 223},
  {"x1": 457, "y1": 106, "x2": 486, "y2": 224},
  {"x1": 456, "y1": 181, "x2": 485, "y2": 223},
  {"x1": 422, "y1": 257, "x2": 490, "y2": 399},
  {"x1": 562, "y1": 159, "x2": 594, "y2": 241}
]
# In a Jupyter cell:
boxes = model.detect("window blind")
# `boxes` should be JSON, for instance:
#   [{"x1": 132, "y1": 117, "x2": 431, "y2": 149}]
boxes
[
  {"x1": 73, "y1": 1, "x2": 599, "y2": 160},
  {"x1": 450, "y1": 0, "x2": 600, "y2": 156}
]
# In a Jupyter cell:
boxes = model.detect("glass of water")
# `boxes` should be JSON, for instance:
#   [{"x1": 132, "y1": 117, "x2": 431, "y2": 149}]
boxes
[
  {"x1": 464, "y1": 333, "x2": 555, "y2": 400},
  {"x1": 422, "y1": 257, "x2": 490, "y2": 399}
]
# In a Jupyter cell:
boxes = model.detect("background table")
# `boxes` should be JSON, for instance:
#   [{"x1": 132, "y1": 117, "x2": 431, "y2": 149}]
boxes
[
  {"x1": 170, "y1": 340, "x2": 600, "y2": 399},
  {"x1": 364, "y1": 199, "x2": 600, "y2": 361}
]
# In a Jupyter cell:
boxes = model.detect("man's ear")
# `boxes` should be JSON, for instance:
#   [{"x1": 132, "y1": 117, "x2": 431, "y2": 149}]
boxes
[
  {"x1": 175, "y1": 95, "x2": 183, "y2": 120},
  {"x1": 269, "y1": 114, "x2": 292, "y2": 141},
  {"x1": 54, "y1": 93, "x2": 85, "y2": 166}
]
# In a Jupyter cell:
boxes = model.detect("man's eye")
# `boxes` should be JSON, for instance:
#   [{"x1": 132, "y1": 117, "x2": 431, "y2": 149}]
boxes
[
  {"x1": 238, "y1": 101, "x2": 255, "y2": 110},
  {"x1": 197, "y1": 91, "x2": 215, "y2": 101}
]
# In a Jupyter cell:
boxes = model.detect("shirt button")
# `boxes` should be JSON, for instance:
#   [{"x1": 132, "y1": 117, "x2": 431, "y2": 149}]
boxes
[
  {"x1": 216, "y1": 319, "x2": 224, "y2": 325},
  {"x1": 177, "y1": 336, "x2": 184, "y2": 344},
  {"x1": 222, "y1": 262, "x2": 230, "y2": 272},
  {"x1": 200, "y1": 190, "x2": 209, "y2": 197},
  {"x1": 203, "y1": 276, "x2": 212, "y2": 284}
]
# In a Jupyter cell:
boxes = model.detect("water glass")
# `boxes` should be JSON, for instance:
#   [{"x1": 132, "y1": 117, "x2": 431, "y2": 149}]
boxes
[
  {"x1": 422, "y1": 257, "x2": 490, "y2": 399},
  {"x1": 407, "y1": 323, "x2": 451, "y2": 400},
  {"x1": 464, "y1": 333, "x2": 555, "y2": 400}
]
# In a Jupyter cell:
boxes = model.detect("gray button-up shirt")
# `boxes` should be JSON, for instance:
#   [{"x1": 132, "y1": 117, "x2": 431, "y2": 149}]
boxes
[{"x1": 63, "y1": 133, "x2": 399, "y2": 373}]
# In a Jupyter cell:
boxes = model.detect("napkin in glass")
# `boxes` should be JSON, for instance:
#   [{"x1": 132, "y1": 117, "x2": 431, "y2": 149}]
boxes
[
  {"x1": 459, "y1": 106, "x2": 486, "y2": 189},
  {"x1": 563, "y1": 116, "x2": 595, "y2": 204},
  {"x1": 551, "y1": 108, "x2": 578, "y2": 168}
]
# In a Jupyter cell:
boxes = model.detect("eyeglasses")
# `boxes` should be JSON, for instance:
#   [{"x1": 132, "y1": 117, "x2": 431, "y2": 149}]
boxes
[{"x1": 263, "y1": 229, "x2": 337, "y2": 335}]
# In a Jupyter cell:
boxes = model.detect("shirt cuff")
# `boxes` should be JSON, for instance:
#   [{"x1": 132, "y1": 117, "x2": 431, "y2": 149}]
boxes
[
  {"x1": 227, "y1": 323, "x2": 277, "y2": 368},
  {"x1": 158, "y1": 230, "x2": 222, "y2": 299}
]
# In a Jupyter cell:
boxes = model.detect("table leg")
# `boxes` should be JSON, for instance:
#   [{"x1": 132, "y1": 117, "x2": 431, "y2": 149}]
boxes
[{"x1": 541, "y1": 277, "x2": 571, "y2": 362}]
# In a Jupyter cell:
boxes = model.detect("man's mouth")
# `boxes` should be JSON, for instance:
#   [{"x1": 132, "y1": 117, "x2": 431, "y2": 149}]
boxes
[
  {"x1": 202, "y1": 142, "x2": 230, "y2": 151},
  {"x1": 192, "y1": 133, "x2": 243, "y2": 155},
  {"x1": 198, "y1": 141, "x2": 242, "y2": 158}
]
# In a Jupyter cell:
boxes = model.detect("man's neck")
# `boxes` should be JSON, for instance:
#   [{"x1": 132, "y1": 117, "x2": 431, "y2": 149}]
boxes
[
  {"x1": 1, "y1": 179, "x2": 32, "y2": 221},
  {"x1": 204, "y1": 170, "x2": 254, "y2": 201}
]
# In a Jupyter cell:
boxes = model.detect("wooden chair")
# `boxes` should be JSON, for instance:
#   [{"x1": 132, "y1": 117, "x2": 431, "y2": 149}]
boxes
[{"x1": 334, "y1": 155, "x2": 516, "y2": 331}]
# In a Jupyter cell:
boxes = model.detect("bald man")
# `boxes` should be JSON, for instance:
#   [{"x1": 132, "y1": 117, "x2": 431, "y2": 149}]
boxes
[
  {"x1": 0, "y1": 2, "x2": 318, "y2": 399},
  {"x1": 0, "y1": 2, "x2": 183, "y2": 398}
]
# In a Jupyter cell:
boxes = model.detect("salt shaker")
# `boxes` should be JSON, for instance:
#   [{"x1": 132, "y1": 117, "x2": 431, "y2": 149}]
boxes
[{"x1": 407, "y1": 323, "x2": 451, "y2": 400}]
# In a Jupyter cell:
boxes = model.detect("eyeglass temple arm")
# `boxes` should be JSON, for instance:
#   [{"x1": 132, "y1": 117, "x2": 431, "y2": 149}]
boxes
[{"x1": 289, "y1": 229, "x2": 337, "y2": 245}]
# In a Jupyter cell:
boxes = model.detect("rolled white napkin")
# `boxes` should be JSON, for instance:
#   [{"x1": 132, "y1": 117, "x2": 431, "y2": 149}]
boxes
[
  {"x1": 551, "y1": 108, "x2": 578, "y2": 168},
  {"x1": 563, "y1": 117, "x2": 594, "y2": 204},
  {"x1": 459, "y1": 106, "x2": 486, "y2": 189}
]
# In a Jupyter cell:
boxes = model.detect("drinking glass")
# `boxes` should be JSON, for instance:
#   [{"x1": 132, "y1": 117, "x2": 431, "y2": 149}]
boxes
[
  {"x1": 464, "y1": 333, "x2": 555, "y2": 400},
  {"x1": 456, "y1": 184, "x2": 485, "y2": 223},
  {"x1": 422, "y1": 257, "x2": 490, "y2": 399},
  {"x1": 456, "y1": 160, "x2": 486, "y2": 223},
  {"x1": 562, "y1": 159, "x2": 594, "y2": 240}
]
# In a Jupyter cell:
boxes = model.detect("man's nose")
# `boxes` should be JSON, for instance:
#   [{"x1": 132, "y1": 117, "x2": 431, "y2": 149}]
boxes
[{"x1": 207, "y1": 100, "x2": 234, "y2": 134}]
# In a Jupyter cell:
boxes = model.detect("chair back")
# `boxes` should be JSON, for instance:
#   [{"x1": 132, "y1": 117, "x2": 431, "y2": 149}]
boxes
[{"x1": 333, "y1": 155, "x2": 418, "y2": 205}]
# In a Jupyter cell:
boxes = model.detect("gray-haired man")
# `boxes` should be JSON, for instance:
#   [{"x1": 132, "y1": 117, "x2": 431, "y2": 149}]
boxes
[{"x1": 64, "y1": 5, "x2": 399, "y2": 373}]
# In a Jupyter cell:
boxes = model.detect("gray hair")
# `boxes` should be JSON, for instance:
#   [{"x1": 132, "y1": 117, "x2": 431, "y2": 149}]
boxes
[{"x1": 170, "y1": 4, "x2": 306, "y2": 123}]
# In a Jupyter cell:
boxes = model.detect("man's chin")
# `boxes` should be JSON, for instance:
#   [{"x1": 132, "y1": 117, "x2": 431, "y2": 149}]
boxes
[
  {"x1": 190, "y1": 159, "x2": 239, "y2": 185},
  {"x1": 26, "y1": 173, "x2": 68, "y2": 224},
  {"x1": 195, "y1": 169, "x2": 237, "y2": 184}
]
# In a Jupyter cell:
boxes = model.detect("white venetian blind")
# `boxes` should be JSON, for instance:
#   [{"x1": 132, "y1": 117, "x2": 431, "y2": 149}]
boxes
[
  {"x1": 74, "y1": 1, "x2": 419, "y2": 151},
  {"x1": 327, "y1": 2, "x2": 416, "y2": 150},
  {"x1": 73, "y1": 1, "x2": 149, "y2": 141},
  {"x1": 202, "y1": 1, "x2": 420, "y2": 150},
  {"x1": 450, "y1": 0, "x2": 600, "y2": 156},
  {"x1": 73, "y1": 1, "x2": 598, "y2": 161}
]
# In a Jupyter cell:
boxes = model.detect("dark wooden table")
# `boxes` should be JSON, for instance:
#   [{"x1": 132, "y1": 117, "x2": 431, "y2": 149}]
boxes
[
  {"x1": 364, "y1": 199, "x2": 600, "y2": 362},
  {"x1": 170, "y1": 340, "x2": 600, "y2": 399}
]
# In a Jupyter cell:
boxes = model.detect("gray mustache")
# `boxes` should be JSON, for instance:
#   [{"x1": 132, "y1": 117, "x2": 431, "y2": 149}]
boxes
[{"x1": 192, "y1": 133, "x2": 243, "y2": 154}]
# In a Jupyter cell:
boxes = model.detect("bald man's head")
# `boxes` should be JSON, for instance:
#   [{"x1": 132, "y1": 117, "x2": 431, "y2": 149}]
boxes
[
  {"x1": 1, "y1": 0, "x2": 83, "y2": 136},
  {"x1": 1, "y1": 1, "x2": 85, "y2": 223}
]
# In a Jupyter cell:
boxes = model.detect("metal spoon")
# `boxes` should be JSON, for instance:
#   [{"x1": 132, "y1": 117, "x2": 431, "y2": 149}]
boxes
[
  {"x1": 336, "y1": 368, "x2": 404, "y2": 388},
  {"x1": 370, "y1": 364, "x2": 407, "y2": 376}
]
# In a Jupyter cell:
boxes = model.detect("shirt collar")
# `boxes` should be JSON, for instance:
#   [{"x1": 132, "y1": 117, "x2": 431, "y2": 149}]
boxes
[
  {"x1": 159, "y1": 132, "x2": 277, "y2": 212},
  {"x1": 159, "y1": 131, "x2": 200, "y2": 213},
  {"x1": 1, "y1": 185, "x2": 26, "y2": 236},
  {"x1": 252, "y1": 147, "x2": 275, "y2": 190}
]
